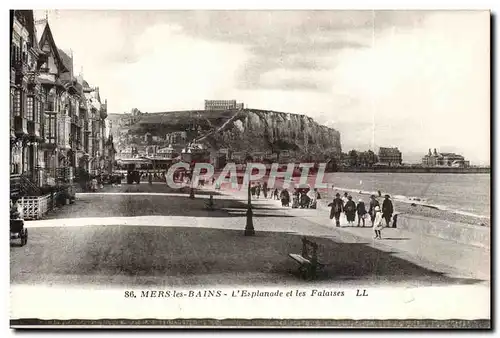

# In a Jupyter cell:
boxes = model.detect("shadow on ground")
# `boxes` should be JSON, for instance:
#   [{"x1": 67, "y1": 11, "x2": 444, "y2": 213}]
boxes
[
  {"x1": 10, "y1": 225, "x2": 483, "y2": 287},
  {"x1": 44, "y1": 189, "x2": 294, "y2": 219}
]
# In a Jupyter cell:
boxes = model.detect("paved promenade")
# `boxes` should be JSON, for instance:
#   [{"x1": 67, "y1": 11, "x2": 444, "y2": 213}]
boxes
[
  {"x1": 10, "y1": 183, "x2": 489, "y2": 288},
  {"x1": 208, "y1": 184, "x2": 490, "y2": 282}
]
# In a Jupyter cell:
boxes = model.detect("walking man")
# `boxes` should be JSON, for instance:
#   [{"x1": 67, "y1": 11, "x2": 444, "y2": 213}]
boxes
[
  {"x1": 382, "y1": 194, "x2": 394, "y2": 227},
  {"x1": 368, "y1": 194, "x2": 380, "y2": 226},
  {"x1": 328, "y1": 193, "x2": 344, "y2": 227},
  {"x1": 356, "y1": 198, "x2": 367, "y2": 227}
]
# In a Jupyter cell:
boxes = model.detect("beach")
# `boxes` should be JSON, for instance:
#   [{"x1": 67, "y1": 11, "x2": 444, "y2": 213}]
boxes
[
  {"x1": 318, "y1": 188, "x2": 490, "y2": 227},
  {"x1": 221, "y1": 171, "x2": 490, "y2": 227}
]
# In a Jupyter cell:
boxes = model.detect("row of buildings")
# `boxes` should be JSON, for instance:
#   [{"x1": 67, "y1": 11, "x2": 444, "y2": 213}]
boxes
[
  {"x1": 343, "y1": 147, "x2": 469, "y2": 167},
  {"x1": 10, "y1": 10, "x2": 115, "y2": 193}
]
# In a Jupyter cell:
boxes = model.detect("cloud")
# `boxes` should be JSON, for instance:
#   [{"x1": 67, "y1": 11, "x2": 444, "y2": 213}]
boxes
[
  {"x1": 154, "y1": 10, "x2": 428, "y2": 91},
  {"x1": 328, "y1": 11, "x2": 490, "y2": 163},
  {"x1": 36, "y1": 10, "x2": 490, "y2": 164}
]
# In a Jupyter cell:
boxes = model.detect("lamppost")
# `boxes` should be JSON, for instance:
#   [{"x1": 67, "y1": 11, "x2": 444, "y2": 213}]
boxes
[
  {"x1": 244, "y1": 156, "x2": 255, "y2": 236},
  {"x1": 189, "y1": 171, "x2": 195, "y2": 199}
]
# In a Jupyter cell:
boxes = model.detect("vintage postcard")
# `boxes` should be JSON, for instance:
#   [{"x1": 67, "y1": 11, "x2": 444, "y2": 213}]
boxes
[{"x1": 9, "y1": 9, "x2": 490, "y2": 328}]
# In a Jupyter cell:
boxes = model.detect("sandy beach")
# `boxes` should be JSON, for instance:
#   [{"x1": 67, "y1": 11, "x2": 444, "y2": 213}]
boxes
[{"x1": 318, "y1": 188, "x2": 490, "y2": 227}]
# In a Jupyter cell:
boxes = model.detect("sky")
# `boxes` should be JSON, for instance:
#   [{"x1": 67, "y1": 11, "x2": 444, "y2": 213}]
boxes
[{"x1": 34, "y1": 10, "x2": 490, "y2": 164}]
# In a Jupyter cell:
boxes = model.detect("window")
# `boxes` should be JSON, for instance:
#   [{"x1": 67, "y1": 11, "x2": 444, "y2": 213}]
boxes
[
  {"x1": 10, "y1": 90, "x2": 14, "y2": 115},
  {"x1": 11, "y1": 44, "x2": 16, "y2": 64},
  {"x1": 33, "y1": 97, "x2": 38, "y2": 123},
  {"x1": 14, "y1": 90, "x2": 21, "y2": 117},
  {"x1": 26, "y1": 96, "x2": 34, "y2": 120},
  {"x1": 37, "y1": 101, "x2": 42, "y2": 123},
  {"x1": 45, "y1": 115, "x2": 56, "y2": 143}
]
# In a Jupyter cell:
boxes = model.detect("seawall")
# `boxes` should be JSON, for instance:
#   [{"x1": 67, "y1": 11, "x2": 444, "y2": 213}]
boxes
[
  {"x1": 336, "y1": 167, "x2": 490, "y2": 174},
  {"x1": 394, "y1": 214, "x2": 490, "y2": 250},
  {"x1": 316, "y1": 198, "x2": 489, "y2": 250}
]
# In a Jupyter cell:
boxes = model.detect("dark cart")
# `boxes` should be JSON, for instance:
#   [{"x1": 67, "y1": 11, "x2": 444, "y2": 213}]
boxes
[{"x1": 10, "y1": 219, "x2": 28, "y2": 246}]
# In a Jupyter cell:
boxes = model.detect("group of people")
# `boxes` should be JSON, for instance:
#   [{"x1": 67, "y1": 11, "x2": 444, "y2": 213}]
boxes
[
  {"x1": 328, "y1": 192, "x2": 394, "y2": 239},
  {"x1": 246, "y1": 183, "x2": 321, "y2": 210}
]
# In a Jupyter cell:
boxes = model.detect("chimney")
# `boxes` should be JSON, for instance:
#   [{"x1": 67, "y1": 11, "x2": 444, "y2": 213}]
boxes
[
  {"x1": 433, "y1": 148, "x2": 437, "y2": 156},
  {"x1": 428, "y1": 148, "x2": 432, "y2": 156}
]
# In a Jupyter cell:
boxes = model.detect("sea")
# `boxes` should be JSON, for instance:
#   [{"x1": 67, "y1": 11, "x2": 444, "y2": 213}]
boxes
[{"x1": 321, "y1": 172, "x2": 491, "y2": 219}]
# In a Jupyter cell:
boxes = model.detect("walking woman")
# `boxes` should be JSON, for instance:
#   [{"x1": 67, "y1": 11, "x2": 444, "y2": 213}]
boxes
[
  {"x1": 373, "y1": 206, "x2": 384, "y2": 239},
  {"x1": 344, "y1": 195, "x2": 356, "y2": 226},
  {"x1": 280, "y1": 189, "x2": 290, "y2": 207}
]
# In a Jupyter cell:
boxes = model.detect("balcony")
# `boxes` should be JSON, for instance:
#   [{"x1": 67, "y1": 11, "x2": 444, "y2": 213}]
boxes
[
  {"x1": 27, "y1": 120, "x2": 41, "y2": 141},
  {"x1": 45, "y1": 102, "x2": 56, "y2": 112},
  {"x1": 13, "y1": 60, "x2": 28, "y2": 74},
  {"x1": 75, "y1": 116, "x2": 83, "y2": 128},
  {"x1": 27, "y1": 72, "x2": 39, "y2": 85},
  {"x1": 14, "y1": 116, "x2": 28, "y2": 137},
  {"x1": 41, "y1": 133, "x2": 57, "y2": 149},
  {"x1": 84, "y1": 120, "x2": 92, "y2": 132}
]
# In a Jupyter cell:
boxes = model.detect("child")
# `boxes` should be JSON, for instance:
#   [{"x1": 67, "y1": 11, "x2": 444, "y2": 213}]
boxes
[{"x1": 373, "y1": 206, "x2": 384, "y2": 239}]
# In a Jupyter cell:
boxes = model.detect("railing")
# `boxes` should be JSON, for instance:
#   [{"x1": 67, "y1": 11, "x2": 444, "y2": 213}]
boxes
[
  {"x1": 14, "y1": 116, "x2": 28, "y2": 136},
  {"x1": 10, "y1": 172, "x2": 41, "y2": 197},
  {"x1": 22, "y1": 172, "x2": 41, "y2": 193},
  {"x1": 10, "y1": 174, "x2": 21, "y2": 198},
  {"x1": 19, "y1": 194, "x2": 51, "y2": 220},
  {"x1": 55, "y1": 167, "x2": 74, "y2": 183},
  {"x1": 10, "y1": 68, "x2": 15, "y2": 83}
]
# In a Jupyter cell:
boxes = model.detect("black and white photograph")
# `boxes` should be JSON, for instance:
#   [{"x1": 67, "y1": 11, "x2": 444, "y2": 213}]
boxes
[{"x1": 8, "y1": 8, "x2": 491, "y2": 328}]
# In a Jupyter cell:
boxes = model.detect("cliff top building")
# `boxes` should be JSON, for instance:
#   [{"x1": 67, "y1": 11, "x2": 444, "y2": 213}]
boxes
[{"x1": 204, "y1": 100, "x2": 244, "y2": 111}]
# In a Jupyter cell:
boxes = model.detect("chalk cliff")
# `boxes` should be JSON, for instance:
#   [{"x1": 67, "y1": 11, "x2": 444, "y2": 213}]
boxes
[{"x1": 108, "y1": 108, "x2": 341, "y2": 160}]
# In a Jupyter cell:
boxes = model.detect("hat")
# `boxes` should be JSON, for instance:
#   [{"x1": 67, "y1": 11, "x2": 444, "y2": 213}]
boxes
[
  {"x1": 375, "y1": 206, "x2": 380, "y2": 211},
  {"x1": 348, "y1": 195, "x2": 352, "y2": 199},
  {"x1": 370, "y1": 194, "x2": 376, "y2": 198},
  {"x1": 385, "y1": 194, "x2": 390, "y2": 198},
  {"x1": 336, "y1": 193, "x2": 340, "y2": 197}
]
